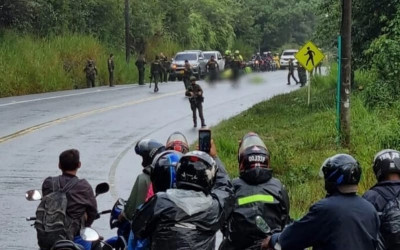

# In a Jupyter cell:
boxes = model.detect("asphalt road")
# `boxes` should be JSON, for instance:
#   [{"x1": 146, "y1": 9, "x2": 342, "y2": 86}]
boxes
[{"x1": 0, "y1": 71, "x2": 301, "y2": 249}]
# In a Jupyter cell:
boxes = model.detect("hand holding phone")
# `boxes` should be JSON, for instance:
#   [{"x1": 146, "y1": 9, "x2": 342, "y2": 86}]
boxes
[{"x1": 199, "y1": 129, "x2": 211, "y2": 153}]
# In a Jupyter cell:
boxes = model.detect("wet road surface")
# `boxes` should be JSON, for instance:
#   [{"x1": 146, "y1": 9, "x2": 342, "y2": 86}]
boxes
[{"x1": 0, "y1": 71, "x2": 301, "y2": 249}]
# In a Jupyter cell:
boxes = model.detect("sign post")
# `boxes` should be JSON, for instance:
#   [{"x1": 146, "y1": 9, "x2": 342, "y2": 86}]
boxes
[{"x1": 295, "y1": 41, "x2": 325, "y2": 105}]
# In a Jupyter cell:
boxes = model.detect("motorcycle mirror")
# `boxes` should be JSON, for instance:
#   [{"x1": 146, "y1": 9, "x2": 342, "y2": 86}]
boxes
[
  {"x1": 80, "y1": 227, "x2": 100, "y2": 242},
  {"x1": 25, "y1": 190, "x2": 42, "y2": 201},
  {"x1": 95, "y1": 182, "x2": 109, "y2": 196},
  {"x1": 255, "y1": 215, "x2": 271, "y2": 234}
]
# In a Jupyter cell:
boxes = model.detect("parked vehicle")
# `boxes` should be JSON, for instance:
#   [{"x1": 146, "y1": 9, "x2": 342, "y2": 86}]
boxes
[
  {"x1": 279, "y1": 49, "x2": 298, "y2": 69},
  {"x1": 170, "y1": 51, "x2": 207, "y2": 81},
  {"x1": 203, "y1": 51, "x2": 225, "y2": 70}
]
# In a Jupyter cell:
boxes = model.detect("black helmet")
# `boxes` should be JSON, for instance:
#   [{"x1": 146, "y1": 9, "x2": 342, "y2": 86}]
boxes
[
  {"x1": 238, "y1": 132, "x2": 271, "y2": 184},
  {"x1": 373, "y1": 149, "x2": 400, "y2": 181},
  {"x1": 151, "y1": 150, "x2": 183, "y2": 193},
  {"x1": 176, "y1": 151, "x2": 217, "y2": 194},
  {"x1": 135, "y1": 139, "x2": 165, "y2": 167},
  {"x1": 320, "y1": 154, "x2": 361, "y2": 194},
  {"x1": 165, "y1": 131, "x2": 189, "y2": 154}
]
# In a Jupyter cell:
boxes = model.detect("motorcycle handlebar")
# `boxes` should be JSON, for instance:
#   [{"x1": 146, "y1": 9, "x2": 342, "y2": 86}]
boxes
[
  {"x1": 99, "y1": 210, "x2": 112, "y2": 215},
  {"x1": 26, "y1": 216, "x2": 36, "y2": 221}
]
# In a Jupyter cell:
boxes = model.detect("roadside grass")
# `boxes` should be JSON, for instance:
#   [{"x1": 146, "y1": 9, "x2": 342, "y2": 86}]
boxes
[
  {"x1": 0, "y1": 31, "x2": 138, "y2": 97},
  {"x1": 212, "y1": 66, "x2": 400, "y2": 218}
]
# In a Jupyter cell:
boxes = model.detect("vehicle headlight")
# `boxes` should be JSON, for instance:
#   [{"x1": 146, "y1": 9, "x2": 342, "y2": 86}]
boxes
[{"x1": 171, "y1": 64, "x2": 177, "y2": 70}]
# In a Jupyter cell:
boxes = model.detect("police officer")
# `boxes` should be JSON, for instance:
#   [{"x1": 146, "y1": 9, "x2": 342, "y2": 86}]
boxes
[
  {"x1": 206, "y1": 55, "x2": 219, "y2": 82},
  {"x1": 159, "y1": 53, "x2": 169, "y2": 83},
  {"x1": 107, "y1": 54, "x2": 115, "y2": 87},
  {"x1": 231, "y1": 50, "x2": 243, "y2": 81},
  {"x1": 185, "y1": 76, "x2": 206, "y2": 128},
  {"x1": 220, "y1": 132, "x2": 290, "y2": 250},
  {"x1": 261, "y1": 154, "x2": 380, "y2": 250},
  {"x1": 287, "y1": 58, "x2": 299, "y2": 85},
  {"x1": 83, "y1": 60, "x2": 98, "y2": 88},
  {"x1": 135, "y1": 54, "x2": 146, "y2": 85},
  {"x1": 150, "y1": 55, "x2": 162, "y2": 92},
  {"x1": 182, "y1": 60, "x2": 193, "y2": 90}
]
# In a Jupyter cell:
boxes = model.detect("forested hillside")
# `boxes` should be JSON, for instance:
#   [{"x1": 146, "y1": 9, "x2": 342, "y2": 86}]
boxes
[{"x1": 0, "y1": 0, "x2": 317, "y2": 96}]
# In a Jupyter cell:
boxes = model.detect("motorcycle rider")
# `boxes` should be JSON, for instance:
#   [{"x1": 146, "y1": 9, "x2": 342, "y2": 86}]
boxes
[
  {"x1": 206, "y1": 55, "x2": 219, "y2": 83},
  {"x1": 220, "y1": 133, "x2": 290, "y2": 250},
  {"x1": 129, "y1": 150, "x2": 183, "y2": 250},
  {"x1": 165, "y1": 131, "x2": 190, "y2": 154},
  {"x1": 363, "y1": 149, "x2": 400, "y2": 250},
  {"x1": 273, "y1": 53, "x2": 280, "y2": 69},
  {"x1": 261, "y1": 154, "x2": 380, "y2": 250},
  {"x1": 131, "y1": 143, "x2": 234, "y2": 250},
  {"x1": 40, "y1": 149, "x2": 98, "y2": 250},
  {"x1": 119, "y1": 139, "x2": 165, "y2": 222}
]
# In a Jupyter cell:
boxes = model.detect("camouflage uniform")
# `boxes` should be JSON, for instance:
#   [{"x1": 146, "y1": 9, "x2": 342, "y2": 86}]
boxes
[
  {"x1": 185, "y1": 77, "x2": 206, "y2": 128},
  {"x1": 287, "y1": 59, "x2": 299, "y2": 85},
  {"x1": 151, "y1": 56, "x2": 163, "y2": 92},
  {"x1": 107, "y1": 54, "x2": 115, "y2": 87},
  {"x1": 183, "y1": 61, "x2": 193, "y2": 90},
  {"x1": 84, "y1": 60, "x2": 98, "y2": 88},
  {"x1": 206, "y1": 57, "x2": 219, "y2": 82},
  {"x1": 135, "y1": 55, "x2": 146, "y2": 85}
]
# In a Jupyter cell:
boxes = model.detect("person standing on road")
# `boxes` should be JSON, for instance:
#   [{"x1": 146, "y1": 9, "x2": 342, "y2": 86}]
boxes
[
  {"x1": 363, "y1": 149, "x2": 400, "y2": 250},
  {"x1": 83, "y1": 60, "x2": 98, "y2": 88},
  {"x1": 183, "y1": 60, "x2": 193, "y2": 90},
  {"x1": 206, "y1": 55, "x2": 219, "y2": 83},
  {"x1": 261, "y1": 154, "x2": 380, "y2": 250},
  {"x1": 151, "y1": 56, "x2": 163, "y2": 93},
  {"x1": 220, "y1": 133, "x2": 290, "y2": 250},
  {"x1": 185, "y1": 76, "x2": 206, "y2": 128},
  {"x1": 135, "y1": 54, "x2": 146, "y2": 85},
  {"x1": 231, "y1": 50, "x2": 243, "y2": 81},
  {"x1": 287, "y1": 59, "x2": 299, "y2": 85},
  {"x1": 107, "y1": 54, "x2": 115, "y2": 87},
  {"x1": 297, "y1": 63, "x2": 307, "y2": 87},
  {"x1": 39, "y1": 149, "x2": 98, "y2": 250}
]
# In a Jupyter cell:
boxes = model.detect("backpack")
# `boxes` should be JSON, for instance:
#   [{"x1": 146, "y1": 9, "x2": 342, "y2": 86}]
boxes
[
  {"x1": 35, "y1": 176, "x2": 80, "y2": 250},
  {"x1": 375, "y1": 188, "x2": 400, "y2": 250}
]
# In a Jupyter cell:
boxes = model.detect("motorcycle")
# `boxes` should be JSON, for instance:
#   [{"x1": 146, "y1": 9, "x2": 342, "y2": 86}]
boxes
[
  {"x1": 253, "y1": 60, "x2": 260, "y2": 72},
  {"x1": 103, "y1": 198, "x2": 130, "y2": 250},
  {"x1": 25, "y1": 182, "x2": 113, "y2": 250}
]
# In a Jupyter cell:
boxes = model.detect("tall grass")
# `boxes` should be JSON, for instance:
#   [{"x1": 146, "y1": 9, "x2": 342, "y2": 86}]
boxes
[
  {"x1": 0, "y1": 31, "x2": 138, "y2": 97},
  {"x1": 212, "y1": 66, "x2": 400, "y2": 218}
]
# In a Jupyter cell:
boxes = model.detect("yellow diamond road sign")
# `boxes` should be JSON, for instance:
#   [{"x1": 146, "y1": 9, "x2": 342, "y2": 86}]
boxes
[{"x1": 295, "y1": 41, "x2": 325, "y2": 72}]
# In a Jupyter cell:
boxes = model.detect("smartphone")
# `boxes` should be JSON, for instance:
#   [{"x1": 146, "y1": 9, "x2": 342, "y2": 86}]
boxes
[{"x1": 199, "y1": 129, "x2": 211, "y2": 153}]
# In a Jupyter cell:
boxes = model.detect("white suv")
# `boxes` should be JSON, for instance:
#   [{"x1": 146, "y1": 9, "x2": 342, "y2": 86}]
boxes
[{"x1": 280, "y1": 49, "x2": 298, "y2": 69}]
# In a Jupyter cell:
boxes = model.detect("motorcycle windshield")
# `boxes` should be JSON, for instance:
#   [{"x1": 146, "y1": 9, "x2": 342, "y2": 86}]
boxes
[
  {"x1": 239, "y1": 133, "x2": 267, "y2": 154},
  {"x1": 167, "y1": 132, "x2": 188, "y2": 145}
]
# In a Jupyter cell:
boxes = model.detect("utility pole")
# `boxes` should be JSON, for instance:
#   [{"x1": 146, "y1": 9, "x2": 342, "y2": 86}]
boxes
[
  {"x1": 124, "y1": 0, "x2": 131, "y2": 63},
  {"x1": 340, "y1": 0, "x2": 351, "y2": 147}
]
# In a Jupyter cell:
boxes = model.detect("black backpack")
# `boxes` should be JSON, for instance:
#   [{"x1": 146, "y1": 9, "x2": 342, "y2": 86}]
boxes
[
  {"x1": 376, "y1": 188, "x2": 400, "y2": 250},
  {"x1": 35, "y1": 176, "x2": 79, "y2": 250}
]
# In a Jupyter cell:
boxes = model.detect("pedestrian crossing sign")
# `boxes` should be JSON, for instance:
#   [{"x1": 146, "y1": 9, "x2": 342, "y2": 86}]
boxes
[{"x1": 295, "y1": 41, "x2": 325, "y2": 72}]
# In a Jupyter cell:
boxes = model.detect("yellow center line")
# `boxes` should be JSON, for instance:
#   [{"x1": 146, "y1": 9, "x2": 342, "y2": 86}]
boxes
[{"x1": 0, "y1": 90, "x2": 184, "y2": 144}]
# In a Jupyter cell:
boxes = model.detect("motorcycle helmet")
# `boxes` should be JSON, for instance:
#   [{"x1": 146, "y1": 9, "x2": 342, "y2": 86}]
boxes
[
  {"x1": 166, "y1": 131, "x2": 189, "y2": 154},
  {"x1": 372, "y1": 149, "x2": 400, "y2": 181},
  {"x1": 319, "y1": 154, "x2": 361, "y2": 194},
  {"x1": 235, "y1": 50, "x2": 240, "y2": 55},
  {"x1": 238, "y1": 132, "x2": 271, "y2": 184},
  {"x1": 225, "y1": 50, "x2": 231, "y2": 55},
  {"x1": 176, "y1": 151, "x2": 217, "y2": 194},
  {"x1": 151, "y1": 150, "x2": 183, "y2": 192},
  {"x1": 135, "y1": 139, "x2": 165, "y2": 167}
]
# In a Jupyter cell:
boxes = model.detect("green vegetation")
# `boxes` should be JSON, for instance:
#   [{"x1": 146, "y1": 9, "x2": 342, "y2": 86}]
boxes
[
  {"x1": 212, "y1": 67, "x2": 400, "y2": 218},
  {"x1": 0, "y1": 0, "x2": 317, "y2": 97}
]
